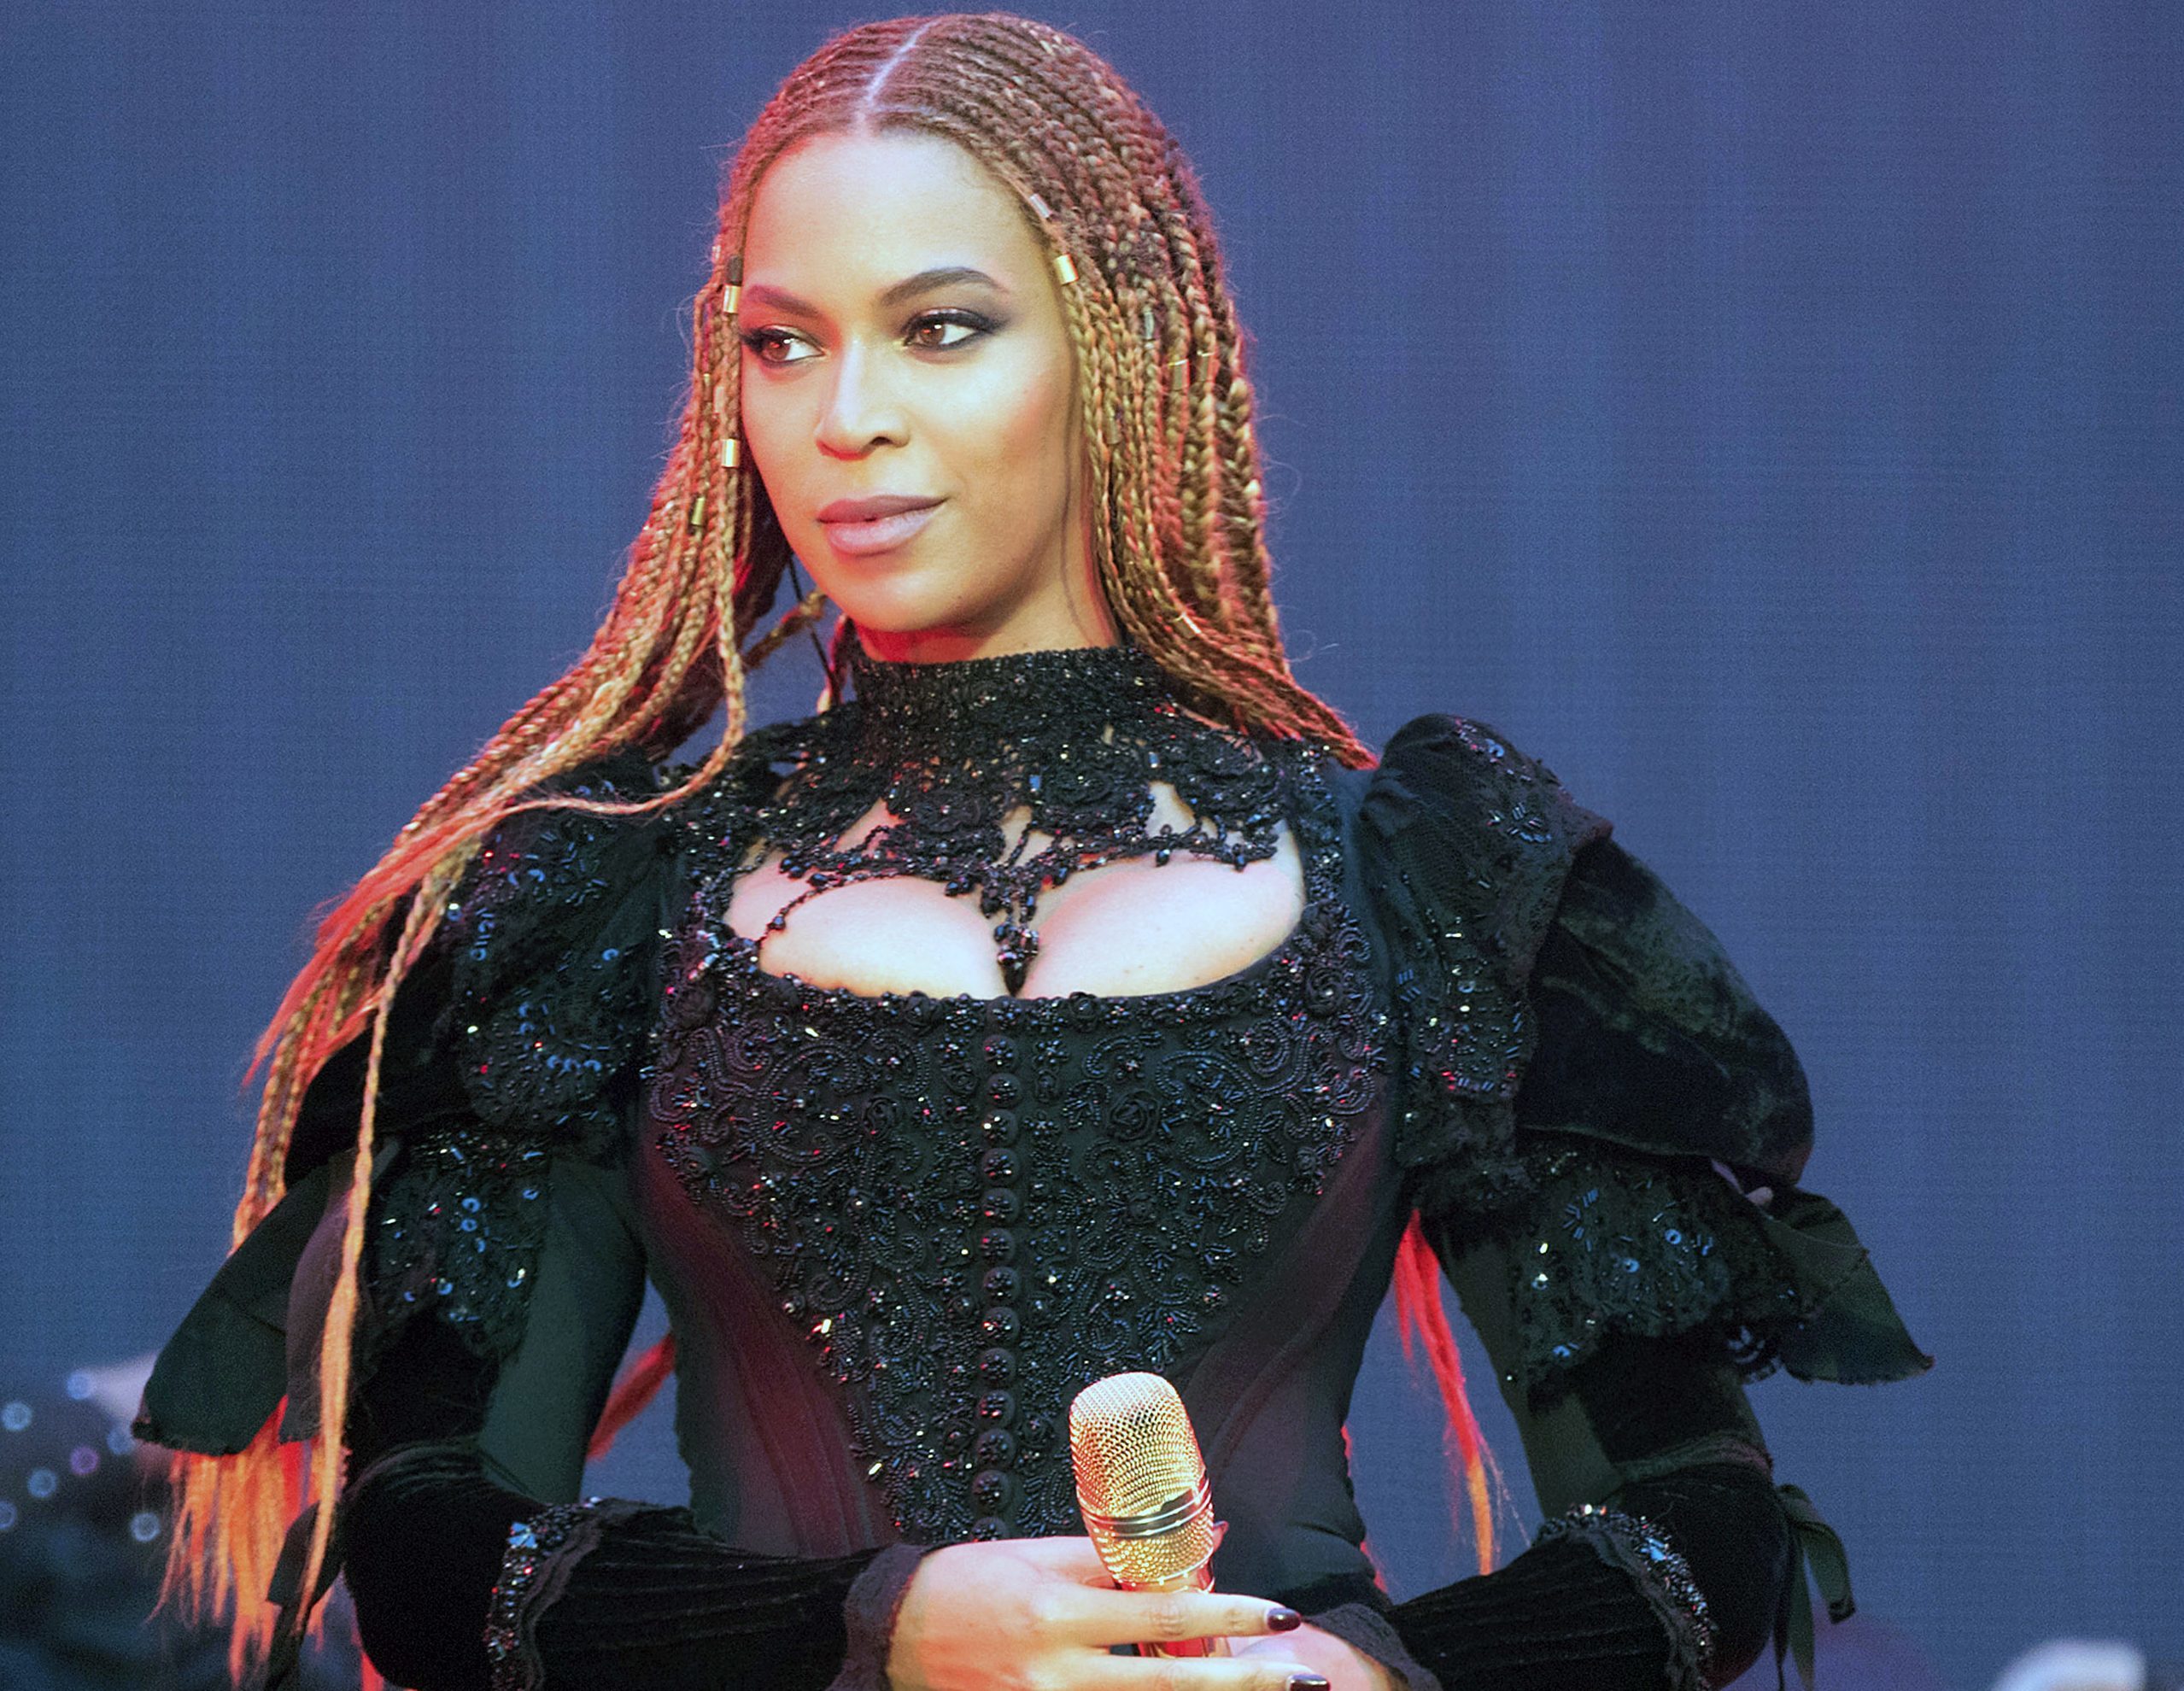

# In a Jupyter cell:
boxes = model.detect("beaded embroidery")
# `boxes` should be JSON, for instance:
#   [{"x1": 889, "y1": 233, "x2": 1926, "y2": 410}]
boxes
[
  {"x1": 1361, "y1": 716, "x2": 1612, "y2": 1215},
  {"x1": 643, "y1": 646, "x2": 1385, "y2": 1543},
  {"x1": 366, "y1": 1125, "x2": 553, "y2": 1363},
  {"x1": 442, "y1": 751, "x2": 674, "y2": 1162},
  {"x1": 1537, "y1": 1500, "x2": 1717, "y2": 1688},
  {"x1": 1489, "y1": 1138, "x2": 1807, "y2": 1397},
  {"x1": 720, "y1": 641, "x2": 1292, "y2": 994},
  {"x1": 483, "y1": 1501, "x2": 596, "y2": 1691}
]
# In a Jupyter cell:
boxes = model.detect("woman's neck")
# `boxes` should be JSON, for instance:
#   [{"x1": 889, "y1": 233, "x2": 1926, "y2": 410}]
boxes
[{"x1": 839, "y1": 639, "x2": 1165, "y2": 752}]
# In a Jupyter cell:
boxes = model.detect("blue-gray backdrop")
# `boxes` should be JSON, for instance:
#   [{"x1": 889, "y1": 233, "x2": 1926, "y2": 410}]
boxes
[{"x1": 4, "y1": 4, "x2": 2178, "y2": 1687}]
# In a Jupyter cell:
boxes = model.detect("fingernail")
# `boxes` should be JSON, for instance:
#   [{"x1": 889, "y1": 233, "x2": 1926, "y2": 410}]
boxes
[
  {"x1": 1288, "y1": 1676, "x2": 1331, "y2": 1690},
  {"x1": 1267, "y1": 1606, "x2": 1303, "y2": 1631}
]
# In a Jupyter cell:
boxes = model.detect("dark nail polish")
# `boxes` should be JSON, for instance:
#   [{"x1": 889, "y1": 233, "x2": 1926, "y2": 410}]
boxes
[
  {"x1": 1267, "y1": 1606, "x2": 1303, "y2": 1631},
  {"x1": 1288, "y1": 1676, "x2": 1331, "y2": 1690}
]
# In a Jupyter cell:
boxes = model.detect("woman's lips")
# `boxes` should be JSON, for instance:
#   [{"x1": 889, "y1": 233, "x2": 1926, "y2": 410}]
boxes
[{"x1": 819, "y1": 500, "x2": 940, "y2": 556}]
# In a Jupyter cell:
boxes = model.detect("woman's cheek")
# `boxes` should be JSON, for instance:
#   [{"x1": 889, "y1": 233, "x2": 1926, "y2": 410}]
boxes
[{"x1": 963, "y1": 348, "x2": 1074, "y2": 485}]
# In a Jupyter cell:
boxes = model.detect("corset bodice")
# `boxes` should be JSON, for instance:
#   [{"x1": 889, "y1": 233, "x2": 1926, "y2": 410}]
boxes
[{"x1": 637, "y1": 740, "x2": 1393, "y2": 1547}]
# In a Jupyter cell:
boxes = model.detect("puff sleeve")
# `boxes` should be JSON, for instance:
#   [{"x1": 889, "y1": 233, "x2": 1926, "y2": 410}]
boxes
[
  {"x1": 136, "y1": 749, "x2": 934, "y2": 1691},
  {"x1": 1341, "y1": 714, "x2": 1930, "y2": 1691}
]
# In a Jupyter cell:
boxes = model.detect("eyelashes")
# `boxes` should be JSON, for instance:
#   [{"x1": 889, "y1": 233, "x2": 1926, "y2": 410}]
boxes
[{"x1": 739, "y1": 308, "x2": 999, "y2": 368}]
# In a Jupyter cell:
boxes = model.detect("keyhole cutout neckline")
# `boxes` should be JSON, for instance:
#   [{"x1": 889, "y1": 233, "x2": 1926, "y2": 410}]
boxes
[{"x1": 690, "y1": 641, "x2": 1335, "y2": 1004}]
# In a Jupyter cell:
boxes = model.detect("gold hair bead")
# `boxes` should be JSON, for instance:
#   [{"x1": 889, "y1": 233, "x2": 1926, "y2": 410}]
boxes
[
  {"x1": 687, "y1": 492, "x2": 707, "y2": 533},
  {"x1": 1052, "y1": 252, "x2": 1077, "y2": 285},
  {"x1": 722, "y1": 436, "x2": 741, "y2": 470},
  {"x1": 723, "y1": 251, "x2": 743, "y2": 316}
]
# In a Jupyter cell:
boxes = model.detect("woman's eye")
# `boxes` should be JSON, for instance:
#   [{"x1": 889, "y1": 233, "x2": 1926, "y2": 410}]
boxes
[
  {"x1": 905, "y1": 310, "x2": 992, "y2": 351},
  {"x1": 739, "y1": 328, "x2": 808, "y2": 367},
  {"x1": 740, "y1": 312, "x2": 992, "y2": 368}
]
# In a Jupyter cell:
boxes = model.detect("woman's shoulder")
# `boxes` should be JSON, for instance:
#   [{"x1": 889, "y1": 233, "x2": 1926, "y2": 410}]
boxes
[
  {"x1": 1358, "y1": 711, "x2": 1612, "y2": 859},
  {"x1": 1338, "y1": 711, "x2": 1613, "y2": 984},
  {"x1": 1338, "y1": 708, "x2": 1777, "y2": 1184},
  {"x1": 432, "y1": 744, "x2": 700, "y2": 1155},
  {"x1": 468, "y1": 723, "x2": 812, "y2": 895},
  {"x1": 444, "y1": 720, "x2": 833, "y2": 1047}
]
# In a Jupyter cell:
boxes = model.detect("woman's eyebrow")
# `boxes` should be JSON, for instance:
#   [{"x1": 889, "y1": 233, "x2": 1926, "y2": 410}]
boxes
[{"x1": 741, "y1": 266, "x2": 1011, "y2": 315}]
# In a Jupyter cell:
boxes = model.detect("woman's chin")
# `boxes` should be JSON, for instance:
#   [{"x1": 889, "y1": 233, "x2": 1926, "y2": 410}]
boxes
[{"x1": 811, "y1": 580, "x2": 1008, "y2": 650}]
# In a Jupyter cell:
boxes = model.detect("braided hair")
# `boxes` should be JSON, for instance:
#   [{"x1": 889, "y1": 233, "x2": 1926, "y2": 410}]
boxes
[{"x1": 161, "y1": 15, "x2": 1499, "y2": 1678}]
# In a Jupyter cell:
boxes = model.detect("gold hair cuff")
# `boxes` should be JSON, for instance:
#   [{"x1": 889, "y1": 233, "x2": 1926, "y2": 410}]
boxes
[
  {"x1": 1024, "y1": 194, "x2": 1076, "y2": 286},
  {"x1": 722, "y1": 437, "x2": 741, "y2": 470}
]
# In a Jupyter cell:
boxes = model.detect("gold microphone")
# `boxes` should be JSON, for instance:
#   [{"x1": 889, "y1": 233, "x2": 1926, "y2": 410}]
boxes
[{"x1": 1069, "y1": 1371, "x2": 1229, "y2": 1659}]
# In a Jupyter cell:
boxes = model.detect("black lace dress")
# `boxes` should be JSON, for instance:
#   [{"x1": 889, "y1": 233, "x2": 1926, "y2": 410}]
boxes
[{"x1": 137, "y1": 643, "x2": 1929, "y2": 1691}]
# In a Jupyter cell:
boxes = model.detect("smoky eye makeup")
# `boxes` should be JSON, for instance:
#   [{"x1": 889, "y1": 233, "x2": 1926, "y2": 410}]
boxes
[
  {"x1": 906, "y1": 307, "x2": 1003, "y2": 348},
  {"x1": 739, "y1": 307, "x2": 1004, "y2": 366}
]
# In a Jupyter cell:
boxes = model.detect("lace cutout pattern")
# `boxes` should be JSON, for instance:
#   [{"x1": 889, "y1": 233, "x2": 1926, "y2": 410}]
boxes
[
  {"x1": 644, "y1": 738, "x2": 1385, "y2": 1545},
  {"x1": 719, "y1": 642, "x2": 1293, "y2": 992}
]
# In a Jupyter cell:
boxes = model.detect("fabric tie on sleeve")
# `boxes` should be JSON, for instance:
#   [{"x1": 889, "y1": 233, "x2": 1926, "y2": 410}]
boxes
[{"x1": 1773, "y1": 1483, "x2": 1855, "y2": 1691}]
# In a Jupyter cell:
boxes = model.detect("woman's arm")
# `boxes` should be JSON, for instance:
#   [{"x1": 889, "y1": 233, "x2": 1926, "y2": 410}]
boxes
[
  {"x1": 1372, "y1": 1212, "x2": 1793, "y2": 1691},
  {"x1": 331, "y1": 1132, "x2": 930, "y2": 1691}
]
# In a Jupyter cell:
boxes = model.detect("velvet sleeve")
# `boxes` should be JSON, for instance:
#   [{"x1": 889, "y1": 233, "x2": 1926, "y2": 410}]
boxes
[{"x1": 1332, "y1": 715, "x2": 1931, "y2": 1691}]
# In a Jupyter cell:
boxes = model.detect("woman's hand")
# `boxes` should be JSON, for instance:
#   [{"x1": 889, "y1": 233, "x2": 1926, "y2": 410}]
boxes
[
  {"x1": 887, "y1": 1536, "x2": 1332, "y2": 1691},
  {"x1": 1230, "y1": 1625, "x2": 1397, "y2": 1691}
]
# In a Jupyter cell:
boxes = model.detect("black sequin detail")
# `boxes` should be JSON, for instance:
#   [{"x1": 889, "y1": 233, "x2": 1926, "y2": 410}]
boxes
[
  {"x1": 366, "y1": 1126, "x2": 553, "y2": 1363},
  {"x1": 1465, "y1": 1138, "x2": 1807, "y2": 1401},
  {"x1": 1535, "y1": 1501, "x2": 1716, "y2": 1688},
  {"x1": 443, "y1": 752, "x2": 671, "y2": 1163},
  {"x1": 1358, "y1": 717, "x2": 1613, "y2": 1213},
  {"x1": 484, "y1": 1501, "x2": 596, "y2": 1691},
  {"x1": 642, "y1": 652, "x2": 1384, "y2": 1542},
  {"x1": 348, "y1": 752, "x2": 669, "y2": 1369}
]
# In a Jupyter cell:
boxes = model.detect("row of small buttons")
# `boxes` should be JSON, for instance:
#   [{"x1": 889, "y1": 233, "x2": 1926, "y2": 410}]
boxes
[{"x1": 970, "y1": 1035, "x2": 1022, "y2": 1536}]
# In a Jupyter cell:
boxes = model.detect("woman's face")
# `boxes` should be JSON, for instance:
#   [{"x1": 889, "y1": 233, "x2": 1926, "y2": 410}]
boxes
[{"x1": 735, "y1": 128, "x2": 1112, "y2": 662}]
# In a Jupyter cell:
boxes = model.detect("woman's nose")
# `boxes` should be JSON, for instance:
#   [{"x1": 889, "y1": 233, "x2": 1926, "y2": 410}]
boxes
[{"x1": 814, "y1": 339, "x2": 907, "y2": 456}]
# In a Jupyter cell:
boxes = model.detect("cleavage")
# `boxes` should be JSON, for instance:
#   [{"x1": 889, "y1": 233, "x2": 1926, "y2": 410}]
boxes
[{"x1": 721, "y1": 779, "x2": 1307, "y2": 1001}]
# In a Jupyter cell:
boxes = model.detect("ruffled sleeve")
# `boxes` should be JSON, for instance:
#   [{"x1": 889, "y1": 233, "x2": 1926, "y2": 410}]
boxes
[
  {"x1": 1341, "y1": 713, "x2": 1930, "y2": 1691},
  {"x1": 137, "y1": 748, "x2": 939, "y2": 1691},
  {"x1": 136, "y1": 746, "x2": 677, "y2": 1461},
  {"x1": 1355, "y1": 712, "x2": 1930, "y2": 1405}
]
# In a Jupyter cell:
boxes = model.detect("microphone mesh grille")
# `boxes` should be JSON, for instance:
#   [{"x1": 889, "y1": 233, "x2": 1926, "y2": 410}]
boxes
[{"x1": 1069, "y1": 1372, "x2": 1216, "y2": 1586}]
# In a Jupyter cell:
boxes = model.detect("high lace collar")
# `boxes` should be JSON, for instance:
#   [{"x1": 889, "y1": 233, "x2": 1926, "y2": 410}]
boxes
[
  {"x1": 840, "y1": 640, "x2": 1174, "y2": 755},
  {"x1": 724, "y1": 640, "x2": 1301, "y2": 994}
]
